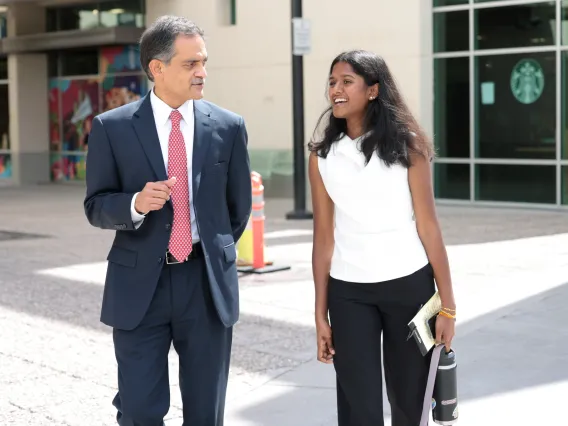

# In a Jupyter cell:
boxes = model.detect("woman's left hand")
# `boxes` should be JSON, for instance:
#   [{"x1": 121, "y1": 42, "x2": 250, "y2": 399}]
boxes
[{"x1": 435, "y1": 314, "x2": 455, "y2": 352}]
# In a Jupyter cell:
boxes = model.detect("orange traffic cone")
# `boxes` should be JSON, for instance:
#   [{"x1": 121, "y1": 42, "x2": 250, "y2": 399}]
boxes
[{"x1": 237, "y1": 172, "x2": 291, "y2": 274}]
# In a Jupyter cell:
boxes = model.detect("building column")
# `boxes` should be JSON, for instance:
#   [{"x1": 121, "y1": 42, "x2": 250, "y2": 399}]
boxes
[{"x1": 7, "y1": 3, "x2": 49, "y2": 185}]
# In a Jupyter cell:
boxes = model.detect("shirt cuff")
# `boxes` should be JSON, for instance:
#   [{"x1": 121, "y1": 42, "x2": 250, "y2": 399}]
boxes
[{"x1": 131, "y1": 192, "x2": 146, "y2": 227}]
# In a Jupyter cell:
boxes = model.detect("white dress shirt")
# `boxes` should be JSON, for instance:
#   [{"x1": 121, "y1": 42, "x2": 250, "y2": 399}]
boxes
[{"x1": 130, "y1": 89, "x2": 200, "y2": 242}]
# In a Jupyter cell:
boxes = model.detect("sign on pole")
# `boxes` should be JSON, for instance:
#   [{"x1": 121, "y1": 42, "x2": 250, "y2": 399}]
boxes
[{"x1": 292, "y1": 18, "x2": 311, "y2": 56}]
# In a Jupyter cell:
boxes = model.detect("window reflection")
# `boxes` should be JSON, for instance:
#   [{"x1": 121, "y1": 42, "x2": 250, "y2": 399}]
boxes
[
  {"x1": 0, "y1": 57, "x2": 7, "y2": 80},
  {"x1": 46, "y1": 8, "x2": 58, "y2": 32},
  {"x1": 434, "y1": 57, "x2": 470, "y2": 158},
  {"x1": 562, "y1": 2, "x2": 568, "y2": 45},
  {"x1": 434, "y1": 164, "x2": 470, "y2": 200},
  {"x1": 475, "y1": 2, "x2": 556, "y2": 50},
  {"x1": 434, "y1": 11, "x2": 469, "y2": 53},
  {"x1": 562, "y1": 52, "x2": 568, "y2": 159},
  {"x1": 58, "y1": 6, "x2": 100, "y2": 31},
  {"x1": 435, "y1": 0, "x2": 467, "y2": 5},
  {"x1": 563, "y1": 167, "x2": 568, "y2": 205},
  {"x1": 99, "y1": 0, "x2": 145, "y2": 28},
  {"x1": 60, "y1": 49, "x2": 99, "y2": 76},
  {"x1": 0, "y1": 13, "x2": 6, "y2": 38},
  {"x1": 47, "y1": 1, "x2": 145, "y2": 32},
  {"x1": 476, "y1": 53, "x2": 556, "y2": 160},
  {"x1": 476, "y1": 164, "x2": 555, "y2": 204}
]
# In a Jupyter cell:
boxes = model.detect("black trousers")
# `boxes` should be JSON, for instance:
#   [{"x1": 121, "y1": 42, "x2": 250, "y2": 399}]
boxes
[
  {"x1": 111, "y1": 254, "x2": 232, "y2": 426},
  {"x1": 328, "y1": 263, "x2": 436, "y2": 426}
]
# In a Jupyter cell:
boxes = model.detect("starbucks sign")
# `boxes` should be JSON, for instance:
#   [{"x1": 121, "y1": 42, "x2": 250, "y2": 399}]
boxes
[{"x1": 510, "y1": 59, "x2": 544, "y2": 104}]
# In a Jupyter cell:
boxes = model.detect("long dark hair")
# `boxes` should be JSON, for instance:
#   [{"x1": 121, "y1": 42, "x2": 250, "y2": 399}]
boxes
[{"x1": 308, "y1": 50, "x2": 434, "y2": 168}]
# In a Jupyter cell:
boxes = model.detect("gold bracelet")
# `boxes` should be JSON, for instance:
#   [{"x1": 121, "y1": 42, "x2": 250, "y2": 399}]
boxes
[
  {"x1": 441, "y1": 307, "x2": 456, "y2": 313},
  {"x1": 438, "y1": 310, "x2": 456, "y2": 319}
]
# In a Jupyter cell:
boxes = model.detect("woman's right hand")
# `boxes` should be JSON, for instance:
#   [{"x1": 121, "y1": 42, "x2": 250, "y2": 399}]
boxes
[{"x1": 316, "y1": 320, "x2": 335, "y2": 364}]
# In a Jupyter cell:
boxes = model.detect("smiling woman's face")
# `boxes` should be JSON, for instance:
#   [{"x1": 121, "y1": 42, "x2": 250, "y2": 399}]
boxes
[{"x1": 328, "y1": 62, "x2": 371, "y2": 121}]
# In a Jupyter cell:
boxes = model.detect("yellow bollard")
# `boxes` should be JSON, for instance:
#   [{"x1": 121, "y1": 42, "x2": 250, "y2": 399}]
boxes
[{"x1": 236, "y1": 214, "x2": 253, "y2": 266}]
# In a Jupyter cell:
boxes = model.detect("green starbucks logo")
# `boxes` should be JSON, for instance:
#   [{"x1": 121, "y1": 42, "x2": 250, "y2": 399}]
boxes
[{"x1": 510, "y1": 59, "x2": 544, "y2": 104}]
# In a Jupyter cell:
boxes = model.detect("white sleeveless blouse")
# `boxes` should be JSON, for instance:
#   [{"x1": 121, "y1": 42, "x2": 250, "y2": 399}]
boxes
[{"x1": 318, "y1": 134, "x2": 428, "y2": 283}]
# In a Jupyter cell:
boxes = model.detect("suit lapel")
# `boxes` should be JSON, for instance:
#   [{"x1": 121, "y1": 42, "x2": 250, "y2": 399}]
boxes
[
  {"x1": 192, "y1": 100, "x2": 214, "y2": 196},
  {"x1": 132, "y1": 94, "x2": 168, "y2": 181}
]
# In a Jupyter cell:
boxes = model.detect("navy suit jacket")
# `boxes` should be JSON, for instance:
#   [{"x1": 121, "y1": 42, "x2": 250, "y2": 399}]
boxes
[{"x1": 84, "y1": 93, "x2": 252, "y2": 331}]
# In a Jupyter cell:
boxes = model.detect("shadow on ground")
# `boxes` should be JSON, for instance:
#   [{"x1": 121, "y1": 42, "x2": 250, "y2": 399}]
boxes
[{"x1": 232, "y1": 281, "x2": 568, "y2": 425}]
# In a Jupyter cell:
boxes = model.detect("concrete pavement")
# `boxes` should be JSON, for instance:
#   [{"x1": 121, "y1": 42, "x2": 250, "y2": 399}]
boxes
[{"x1": 1, "y1": 184, "x2": 567, "y2": 425}]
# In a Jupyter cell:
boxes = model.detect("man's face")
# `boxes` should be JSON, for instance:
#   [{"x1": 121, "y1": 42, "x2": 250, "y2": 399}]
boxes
[{"x1": 153, "y1": 35, "x2": 208, "y2": 103}]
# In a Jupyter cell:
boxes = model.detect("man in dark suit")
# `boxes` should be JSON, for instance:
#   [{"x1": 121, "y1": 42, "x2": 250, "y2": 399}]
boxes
[{"x1": 84, "y1": 15, "x2": 252, "y2": 426}]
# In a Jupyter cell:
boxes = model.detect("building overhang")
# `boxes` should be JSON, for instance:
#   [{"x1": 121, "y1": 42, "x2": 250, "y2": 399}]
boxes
[{"x1": 0, "y1": 26, "x2": 144, "y2": 54}]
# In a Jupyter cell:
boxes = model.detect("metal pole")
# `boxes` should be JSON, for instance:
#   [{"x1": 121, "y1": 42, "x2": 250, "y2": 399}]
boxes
[{"x1": 286, "y1": 0, "x2": 313, "y2": 220}]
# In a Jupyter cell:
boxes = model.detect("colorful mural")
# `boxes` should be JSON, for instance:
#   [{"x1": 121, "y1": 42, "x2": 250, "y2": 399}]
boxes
[
  {"x1": 51, "y1": 153, "x2": 87, "y2": 181},
  {"x1": 50, "y1": 79, "x2": 98, "y2": 181},
  {"x1": 100, "y1": 45, "x2": 141, "y2": 74},
  {"x1": 103, "y1": 75, "x2": 146, "y2": 112},
  {"x1": 50, "y1": 45, "x2": 147, "y2": 181},
  {"x1": 0, "y1": 154, "x2": 11, "y2": 178},
  {"x1": 48, "y1": 79, "x2": 61, "y2": 152}
]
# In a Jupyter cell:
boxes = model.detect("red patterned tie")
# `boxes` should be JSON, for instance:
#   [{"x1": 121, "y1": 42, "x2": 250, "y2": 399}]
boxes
[{"x1": 168, "y1": 110, "x2": 192, "y2": 260}]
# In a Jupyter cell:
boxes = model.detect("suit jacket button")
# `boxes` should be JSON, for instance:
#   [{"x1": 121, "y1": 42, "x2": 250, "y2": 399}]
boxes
[
  {"x1": 158, "y1": 257, "x2": 162, "y2": 263},
  {"x1": 165, "y1": 224, "x2": 171, "y2": 231}
]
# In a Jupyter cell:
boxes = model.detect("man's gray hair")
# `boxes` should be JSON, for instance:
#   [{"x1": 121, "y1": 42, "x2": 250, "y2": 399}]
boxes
[{"x1": 139, "y1": 15, "x2": 205, "y2": 81}]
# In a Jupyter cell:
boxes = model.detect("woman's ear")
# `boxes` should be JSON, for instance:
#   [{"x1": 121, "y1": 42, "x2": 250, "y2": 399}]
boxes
[{"x1": 368, "y1": 83, "x2": 379, "y2": 100}]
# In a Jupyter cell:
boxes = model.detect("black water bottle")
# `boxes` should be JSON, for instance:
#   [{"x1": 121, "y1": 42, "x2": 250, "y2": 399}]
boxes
[{"x1": 432, "y1": 349, "x2": 458, "y2": 425}]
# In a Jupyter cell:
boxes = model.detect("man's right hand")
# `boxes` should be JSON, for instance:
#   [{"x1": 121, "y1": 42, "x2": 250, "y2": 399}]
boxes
[{"x1": 134, "y1": 177, "x2": 177, "y2": 215}]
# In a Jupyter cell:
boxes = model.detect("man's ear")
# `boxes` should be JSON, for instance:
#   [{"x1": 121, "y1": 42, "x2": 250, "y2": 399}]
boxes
[{"x1": 148, "y1": 59, "x2": 163, "y2": 80}]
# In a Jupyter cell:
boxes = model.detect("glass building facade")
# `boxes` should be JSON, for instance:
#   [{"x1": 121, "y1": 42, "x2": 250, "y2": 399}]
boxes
[{"x1": 433, "y1": 0, "x2": 568, "y2": 206}]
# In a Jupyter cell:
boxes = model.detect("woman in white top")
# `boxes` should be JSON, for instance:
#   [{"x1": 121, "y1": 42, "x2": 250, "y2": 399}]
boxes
[{"x1": 308, "y1": 50, "x2": 457, "y2": 426}]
